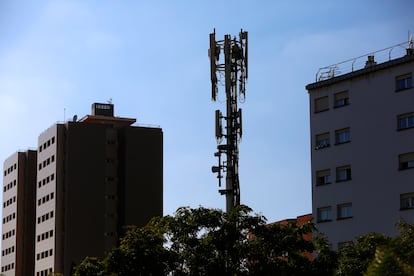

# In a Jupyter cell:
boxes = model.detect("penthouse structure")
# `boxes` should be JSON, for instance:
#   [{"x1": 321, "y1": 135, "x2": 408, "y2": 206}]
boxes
[{"x1": 307, "y1": 43, "x2": 414, "y2": 249}]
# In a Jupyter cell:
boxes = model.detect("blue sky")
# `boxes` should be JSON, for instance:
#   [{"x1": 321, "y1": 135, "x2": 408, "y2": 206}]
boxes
[{"x1": 0, "y1": 1, "x2": 413, "y2": 224}]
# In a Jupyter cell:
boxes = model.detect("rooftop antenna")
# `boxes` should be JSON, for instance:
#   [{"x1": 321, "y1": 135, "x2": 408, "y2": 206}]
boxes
[
  {"x1": 209, "y1": 29, "x2": 248, "y2": 213},
  {"x1": 406, "y1": 31, "x2": 414, "y2": 56}
]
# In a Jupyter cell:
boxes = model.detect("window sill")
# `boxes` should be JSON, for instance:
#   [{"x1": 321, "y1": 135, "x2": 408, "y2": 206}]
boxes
[
  {"x1": 334, "y1": 103, "x2": 350, "y2": 109},
  {"x1": 317, "y1": 219, "x2": 332, "y2": 223},
  {"x1": 336, "y1": 179, "x2": 352, "y2": 183},
  {"x1": 314, "y1": 109, "x2": 329, "y2": 114},
  {"x1": 315, "y1": 144, "x2": 330, "y2": 150},
  {"x1": 397, "y1": 126, "x2": 414, "y2": 131},
  {"x1": 335, "y1": 141, "x2": 351, "y2": 146},
  {"x1": 337, "y1": 216, "x2": 353, "y2": 220},
  {"x1": 399, "y1": 167, "x2": 414, "y2": 171},
  {"x1": 316, "y1": 183, "x2": 332, "y2": 186},
  {"x1": 395, "y1": 87, "x2": 413, "y2": 92},
  {"x1": 400, "y1": 207, "x2": 414, "y2": 211}
]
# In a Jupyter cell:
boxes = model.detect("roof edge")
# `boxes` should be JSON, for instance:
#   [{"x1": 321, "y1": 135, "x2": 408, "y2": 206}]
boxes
[{"x1": 306, "y1": 54, "x2": 414, "y2": 91}]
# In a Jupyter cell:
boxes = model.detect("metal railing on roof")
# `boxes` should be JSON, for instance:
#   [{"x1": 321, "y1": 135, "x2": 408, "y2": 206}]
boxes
[{"x1": 315, "y1": 41, "x2": 412, "y2": 82}]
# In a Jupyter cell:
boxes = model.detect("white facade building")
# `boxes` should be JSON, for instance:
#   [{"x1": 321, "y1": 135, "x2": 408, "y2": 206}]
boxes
[
  {"x1": 1, "y1": 151, "x2": 37, "y2": 276},
  {"x1": 307, "y1": 47, "x2": 414, "y2": 249}
]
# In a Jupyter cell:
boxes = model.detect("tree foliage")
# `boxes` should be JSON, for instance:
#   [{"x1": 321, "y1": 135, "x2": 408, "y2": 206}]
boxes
[
  {"x1": 336, "y1": 221, "x2": 414, "y2": 276},
  {"x1": 72, "y1": 257, "x2": 105, "y2": 276},
  {"x1": 73, "y1": 205, "x2": 337, "y2": 275},
  {"x1": 105, "y1": 225, "x2": 172, "y2": 275},
  {"x1": 337, "y1": 233, "x2": 390, "y2": 275},
  {"x1": 310, "y1": 234, "x2": 339, "y2": 276},
  {"x1": 363, "y1": 221, "x2": 414, "y2": 276},
  {"x1": 72, "y1": 207, "x2": 414, "y2": 276}
]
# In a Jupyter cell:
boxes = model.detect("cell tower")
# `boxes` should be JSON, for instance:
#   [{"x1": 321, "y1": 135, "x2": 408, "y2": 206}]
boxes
[{"x1": 209, "y1": 29, "x2": 248, "y2": 213}]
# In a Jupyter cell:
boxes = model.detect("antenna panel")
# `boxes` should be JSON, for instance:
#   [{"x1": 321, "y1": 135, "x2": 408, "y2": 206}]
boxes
[
  {"x1": 238, "y1": 108, "x2": 242, "y2": 139},
  {"x1": 209, "y1": 32, "x2": 218, "y2": 101},
  {"x1": 215, "y1": 110, "x2": 222, "y2": 140}
]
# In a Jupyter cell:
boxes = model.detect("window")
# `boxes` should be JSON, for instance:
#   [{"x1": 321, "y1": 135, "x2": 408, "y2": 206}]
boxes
[
  {"x1": 335, "y1": 128, "x2": 351, "y2": 144},
  {"x1": 314, "y1": 96, "x2": 329, "y2": 113},
  {"x1": 3, "y1": 213, "x2": 16, "y2": 224},
  {"x1": 337, "y1": 203, "x2": 353, "y2": 219},
  {"x1": 401, "y1": 193, "x2": 414, "y2": 210},
  {"x1": 336, "y1": 165, "x2": 351, "y2": 182},
  {"x1": 37, "y1": 211, "x2": 54, "y2": 224},
  {"x1": 396, "y1": 73, "x2": 412, "y2": 91},
  {"x1": 316, "y1": 169, "x2": 331, "y2": 185},
  {"x1": 37, "y1": 249, "x2": 53, "y2": 261},
  {"x1": 2, "y1": 262, "x2": 14, "y2": 272},
  {"x1": 315, "y1": 132, "x2": 330, "y2": 149},
  {"x1": 398, "y1": 112, "x2": 414, "y2": 130},
  {"x1": 3, "y1": 229, "x2": 15, "y2": 241},
  {"x1": 399, "y1": 152, "x2": 414, "y2": 170},
  {"x1": 317, "y1": 206, "x2": 332, "y2": 222},
  {"x1": 334, "y1": 91, "x2": 349, "y2": 108}
]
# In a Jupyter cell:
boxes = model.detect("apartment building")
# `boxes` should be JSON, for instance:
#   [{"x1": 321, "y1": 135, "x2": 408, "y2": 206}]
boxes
[
  {"x1": 307, "y1": 46, "x2": 414, "y2": 249},
  {"x1": 1, "y1": 150, "x2": 37, "y2": 276},
  {"x1": 1, "y1": 102, "x2": 163, "y2": 275},
  {"x1": 34, "y1": 103, "x2": 163, "y2": 275}
]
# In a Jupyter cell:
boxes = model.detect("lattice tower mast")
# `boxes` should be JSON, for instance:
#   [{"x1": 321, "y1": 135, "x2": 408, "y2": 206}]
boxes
[{"x1": 209, "y1": 29, "x2": 248, "y2": 213}]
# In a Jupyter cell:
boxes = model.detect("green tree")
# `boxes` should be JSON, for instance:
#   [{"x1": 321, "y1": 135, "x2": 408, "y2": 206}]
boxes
[
  {"x1": 150, "y1": 205, "x2": 266, "y2": 275},
  {"x1": 158, "y1": 205, "x2": 336, "y2": 275},
  {"x1": 73, "y1": 205, "x2": 338, "y2": 275},
  {"x1": 247, "y1": 220, "x2": 312, "y2": 275},
  {"x1": 247, "y1": 221, "x2": 338, "y2": 276},
  {"x1": 337, "y1": 232, "x2": 390, "y2": 276},
  {"x1": 310, "y1": 234, "x2": 339, "y2": 276},
  {"x1": 364, "y1": 245, "x2": 407, "y2": 276},
  {"x1": 105, "y1": 225, "x2": 172, "y2": 275},
  {"x1": 364, "y1": 221, "x2": 414, "y2": 276},
  {"x1": 206, "y1": 205, "x2": 266, "y2": 275},
  {"x1": 72, "y1": 257, "x2": 105, "y2": 276},
  {"x1": 392, "y1": 220, "x2": 414, "y2": 268}
]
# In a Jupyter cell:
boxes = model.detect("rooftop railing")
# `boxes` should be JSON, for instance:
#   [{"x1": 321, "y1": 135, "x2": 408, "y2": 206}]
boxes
[{"x1": 315, "y1": 41, "x2": 412, "y2": 82}]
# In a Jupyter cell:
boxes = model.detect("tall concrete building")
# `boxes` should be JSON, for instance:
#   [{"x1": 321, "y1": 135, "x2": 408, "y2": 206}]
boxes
[
  {"x1": 34, "y1": 103, "x2": 163, "y2": 275},
  {"x1": 307, "y1": 46, "x2": 414, "y2": 249},
  {"x1": 1, "y1": 103, "x2": 163, "y2": 276},
  {"x1": 1, "y1": 150, "x2": 37, "y2": 276}
]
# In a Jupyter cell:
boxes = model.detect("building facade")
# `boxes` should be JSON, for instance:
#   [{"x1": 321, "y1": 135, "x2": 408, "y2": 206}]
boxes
[
  {"x1": 34, "y1": 103, "x2": 163, "y2": 275},
  {"x1": 307, "y1": 48, "x2": 414, "y2": 249},
  {"x1": 1, "y1": 150, "x2": 37, "y2": 276},
  {"x1": 1, "y1": 103, "x2": 163, "y2": 276}
]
